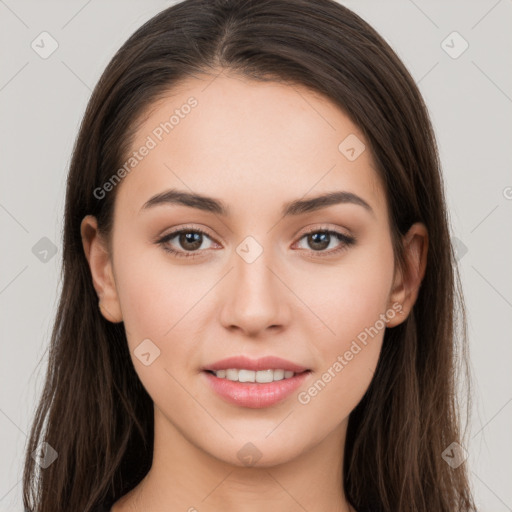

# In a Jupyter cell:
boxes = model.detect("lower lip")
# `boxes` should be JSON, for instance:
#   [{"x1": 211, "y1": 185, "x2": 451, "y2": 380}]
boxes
[{"x1": 202, "y1": 370, "x2": 311, "y2": 409}]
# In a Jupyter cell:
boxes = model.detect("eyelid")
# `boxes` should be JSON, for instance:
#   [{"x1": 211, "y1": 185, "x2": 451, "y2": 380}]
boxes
[
  {"x1": 157, "y1": 223, "x2": 218, "y2": 242},
  {"x1": 296, "y1": 223, "x2": 353, "y2": 239},
  {"x1": 158, "y1": 223, "x2": 353, "y2": 243}
]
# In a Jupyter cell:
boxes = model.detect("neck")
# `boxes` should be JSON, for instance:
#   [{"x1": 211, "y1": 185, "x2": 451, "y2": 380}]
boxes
[{"x1": 113, "y1": 406, "x2": 354, "y2": 512}]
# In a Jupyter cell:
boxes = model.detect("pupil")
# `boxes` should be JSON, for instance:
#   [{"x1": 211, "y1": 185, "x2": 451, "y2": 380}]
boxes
[
  {"x1": 310, "y1": 232, "x2": 329, "y2": 250},
  {"x1": 180, "y1": 232, "x2": 202, "y2": 250}
]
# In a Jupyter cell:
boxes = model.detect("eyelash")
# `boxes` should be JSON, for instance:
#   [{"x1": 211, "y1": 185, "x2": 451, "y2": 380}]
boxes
[{"x1": 156, "y1": 225, "x2": 356, "y2": 260}]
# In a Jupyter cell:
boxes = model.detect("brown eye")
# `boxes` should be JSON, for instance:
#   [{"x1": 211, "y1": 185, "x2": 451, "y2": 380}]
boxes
[
  {"x1": 295, "y1": 229, "x2": 356, "y2": 256},
  {"x1": 176, "y1": 231, "x2": 203, "y2": 251},
  {"x1": 157, "y1": 228, "x2": 216, "y2": 259}
]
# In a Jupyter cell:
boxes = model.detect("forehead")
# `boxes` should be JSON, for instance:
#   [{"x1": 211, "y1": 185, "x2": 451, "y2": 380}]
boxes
[{"x1": 114, "y1": 72, "x2": 387, "y2": 223}]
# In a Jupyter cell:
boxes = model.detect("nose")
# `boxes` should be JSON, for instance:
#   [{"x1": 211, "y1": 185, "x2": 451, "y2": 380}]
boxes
[{"x1": 219, "y1": 244, "x2": 290, "y2": 337}]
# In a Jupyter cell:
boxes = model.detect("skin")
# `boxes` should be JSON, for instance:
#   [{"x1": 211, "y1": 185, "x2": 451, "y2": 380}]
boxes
[{"x1": 81, "y1": 71, "x2": 427, "y2": 512}]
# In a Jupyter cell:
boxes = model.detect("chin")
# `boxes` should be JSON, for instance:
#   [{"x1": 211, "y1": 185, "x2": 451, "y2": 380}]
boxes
[{"x1": 202, "y1": 435, "x2": 307, "y2": 469}]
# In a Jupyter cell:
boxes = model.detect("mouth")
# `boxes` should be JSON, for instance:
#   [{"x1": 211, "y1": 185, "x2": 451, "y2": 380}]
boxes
[
  {"x1": 203, "y1": 368, "x2": 311, "y2": 383},
  {"x1": 202, "y1": 354, "x2": 310, "y2": 374},
  {"x1": 201, "y1": 369, "x2": 312, "y2": 408}
]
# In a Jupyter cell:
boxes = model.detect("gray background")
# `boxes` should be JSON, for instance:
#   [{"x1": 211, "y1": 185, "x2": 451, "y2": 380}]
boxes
[{"x1": 1, "y1": 1, "x2": 511, "y2": 510}]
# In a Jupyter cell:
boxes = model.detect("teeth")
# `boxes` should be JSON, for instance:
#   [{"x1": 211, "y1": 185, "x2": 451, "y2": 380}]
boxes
[
  {"x1": 212, "y1": 368, "x2": 297, "y2": 383},
  {"x1": 273, "y1": 369, "x2": 285, "y2": 381}
]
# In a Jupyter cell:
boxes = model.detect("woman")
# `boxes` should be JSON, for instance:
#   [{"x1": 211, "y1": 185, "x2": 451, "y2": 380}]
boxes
[{"x1": 22, "y1": 0, "x2": 477, "y2": 511}]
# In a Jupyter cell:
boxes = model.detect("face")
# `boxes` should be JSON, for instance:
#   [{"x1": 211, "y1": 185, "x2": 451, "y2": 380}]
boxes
[{"x1": 84, "y1": 72, "x2": 414, "y2": 468}]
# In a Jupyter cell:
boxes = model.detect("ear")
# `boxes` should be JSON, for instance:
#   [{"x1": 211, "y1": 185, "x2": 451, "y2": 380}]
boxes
[
  {"x1": 80, "y1": 215, "x2": 123, "y2": 323},
  {"x1": 386, "y1": 222, "x2": 428, "y2": 327}
]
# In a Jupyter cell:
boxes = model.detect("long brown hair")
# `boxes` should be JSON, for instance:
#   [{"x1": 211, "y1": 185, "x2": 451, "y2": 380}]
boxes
[{"x1": 22, "y1": 1, "x2": 477, "y2": 510}]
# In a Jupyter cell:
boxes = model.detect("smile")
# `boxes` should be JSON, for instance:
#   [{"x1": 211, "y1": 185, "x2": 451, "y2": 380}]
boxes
[
  {"x1": 209, "y1": 368, "x2": 298, "y2": 383},
  {"x1": 202, "y1": 369, "x2": 311, "y2": 408}
]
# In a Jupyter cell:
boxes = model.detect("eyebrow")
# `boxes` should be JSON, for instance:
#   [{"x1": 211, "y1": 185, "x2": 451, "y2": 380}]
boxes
[{"x1": 140, "y1": 188, "x2": 374, "y2": 217}]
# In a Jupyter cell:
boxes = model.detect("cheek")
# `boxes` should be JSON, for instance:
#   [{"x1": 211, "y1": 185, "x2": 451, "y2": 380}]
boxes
[
  {"x1": 301, "y1": 234, "x2": 395, "y2": 348},
  {"x1": 294, "y1": 238, "x2": 394, "y2": 411},
  {"x1": 112, "y1": 254, "x2": 206, "y2": 402},
  {"x1": 113, "y1": 245, "x2": 205, "y2": 343}
]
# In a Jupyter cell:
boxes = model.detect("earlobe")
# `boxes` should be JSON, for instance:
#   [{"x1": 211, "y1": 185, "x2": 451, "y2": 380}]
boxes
[
  {"x1": 386, "y1": 222, "x2": 428, "y2": 327},
  {"x1": 80, "y1": 215, "x2": 123, "y2": 323}
]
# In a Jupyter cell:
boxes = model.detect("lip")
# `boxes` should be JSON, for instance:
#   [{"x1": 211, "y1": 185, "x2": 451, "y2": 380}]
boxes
[
  {"x1": 202, "y1": 355, "x2": 309, "y2": 373},
  {"x1": 202, "y1": 369, "x2": 311, "y2": 408}
]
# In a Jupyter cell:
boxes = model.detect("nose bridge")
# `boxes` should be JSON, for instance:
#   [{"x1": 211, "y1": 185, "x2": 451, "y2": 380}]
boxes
[{"x1": 236, "y1": 237, "x2": 276, "y2": 294}]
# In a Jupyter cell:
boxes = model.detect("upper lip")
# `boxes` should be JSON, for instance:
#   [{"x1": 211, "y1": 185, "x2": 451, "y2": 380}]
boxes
[{"x1": 202, "y1": 355, "x2": 309, "y2": 373}]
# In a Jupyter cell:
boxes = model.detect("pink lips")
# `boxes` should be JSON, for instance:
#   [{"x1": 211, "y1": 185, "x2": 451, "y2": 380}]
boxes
[
  {"x1": 201, "y1": 355, "x2": 311, "y2": 408},
  {"x1": 202, "y1": 355, "x2": 309, "y2": 373}
]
